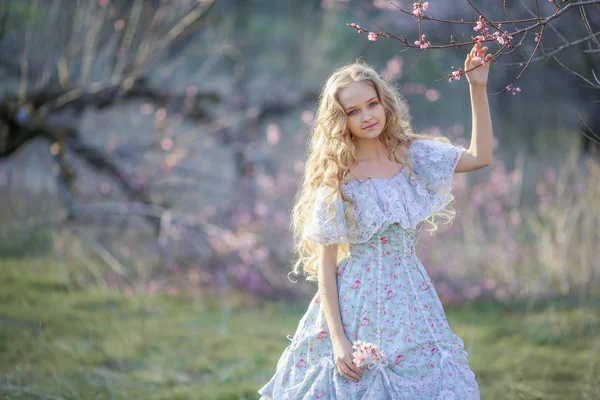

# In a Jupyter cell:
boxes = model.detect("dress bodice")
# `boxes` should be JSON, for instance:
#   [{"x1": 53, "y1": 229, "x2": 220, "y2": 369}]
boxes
[
  {"x1": 303, "y1": 138, "x2": 466, "y2": 246},
  {"x1": 347, "y1": 223, "x2": 416, "y2": 259}
]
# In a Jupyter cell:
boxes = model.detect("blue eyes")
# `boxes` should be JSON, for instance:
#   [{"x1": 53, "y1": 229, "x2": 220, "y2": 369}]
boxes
[{"x1": 348, "y1": 102, "x2": 379, "y2": 116}]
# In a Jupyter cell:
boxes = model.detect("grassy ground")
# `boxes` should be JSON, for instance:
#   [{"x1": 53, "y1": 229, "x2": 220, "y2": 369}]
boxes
[{"x1": 1, "y1": 258, "x2": 599, "y2": 400}]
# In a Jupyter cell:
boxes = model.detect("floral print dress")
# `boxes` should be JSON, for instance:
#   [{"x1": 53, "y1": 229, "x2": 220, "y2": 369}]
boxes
[{"x1": 258, "y1": 139, "x2": 481, "y2": 399}]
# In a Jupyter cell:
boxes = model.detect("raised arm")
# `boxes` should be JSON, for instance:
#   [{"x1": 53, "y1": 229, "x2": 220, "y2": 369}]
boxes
[{"x1": 455, "y1": 41, "x2": 494, "y2": 174}]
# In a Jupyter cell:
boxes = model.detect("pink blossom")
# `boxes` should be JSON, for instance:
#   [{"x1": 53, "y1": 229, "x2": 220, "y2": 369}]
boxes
[
  {"x1": 425, "y1": 88, "x2": 440, "y2": 102},
  {"x1": 412, "y1": 2, "x2": 428, "y2": 17},
  {"x1": 492, "y1": 31, "x2": 513, "y2": 46},
  {"x1": 415, "y1": 34, "x2": 431, "y2": 49},
  {"x1": 266, "y1": 123, "x2": 281, "y2": 145},
  {"x1": 506, "y1": 84, "x2": 521, "y2": 95},
  {"x1": 160, "y1": 137, "x2": 174, "y2": 151},
  {"x1": 492, "y1": 32, "x2": 504, "y2": 45},
  {"x1": 348, "y1": 22, "x2": 365, "y2": 35},
  {"x1": 352, "y1": 340, "x2": 387, "y2": 370},
  {"x1": 368, "y1": 32, "x2": 378, "y2": 41},
  {"x1": 114, "y1": 19, "x2": 125, "y2": 32},
  {"x1": 474, "y1": 16, "x2": 486, "y2": 32},
  {"x1": 448, "y1": 68, "x2": 464, "y2": 82}
]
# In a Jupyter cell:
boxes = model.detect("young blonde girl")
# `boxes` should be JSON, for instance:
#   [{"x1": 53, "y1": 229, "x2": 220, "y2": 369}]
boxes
[{"x1": 259, "y1": 42, "x2": 493, "y2": 399}]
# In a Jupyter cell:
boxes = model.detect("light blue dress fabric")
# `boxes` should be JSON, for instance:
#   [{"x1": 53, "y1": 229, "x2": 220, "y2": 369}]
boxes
[{"x1": 258, "y1": 139, "x2": 480, "y2": 399}]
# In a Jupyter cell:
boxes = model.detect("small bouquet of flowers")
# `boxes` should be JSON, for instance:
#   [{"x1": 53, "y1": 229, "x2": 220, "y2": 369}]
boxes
[{"x1": 351, "y1": 340, "x2": 387, "y2": 370}]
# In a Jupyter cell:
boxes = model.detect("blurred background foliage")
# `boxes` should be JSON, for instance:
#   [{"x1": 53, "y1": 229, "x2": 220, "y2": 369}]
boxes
[{"x1": 0, "y1": 0, "x2": 599, "y2": 398}]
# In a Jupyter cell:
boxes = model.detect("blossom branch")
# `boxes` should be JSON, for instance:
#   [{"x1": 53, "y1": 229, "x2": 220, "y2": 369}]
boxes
[
  {"x1": 351, "y1": 0, "x2": 600, "y2": 94},
  {"x1": 389, "y1": 1, "x2": 543, "y2": 25},
  {"x1": 492, "y1": 25, "x2": 546, "y2": 95}
]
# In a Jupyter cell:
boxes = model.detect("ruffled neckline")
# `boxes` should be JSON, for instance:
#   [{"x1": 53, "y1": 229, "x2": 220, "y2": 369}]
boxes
[
  {"x1": 342, "y1": 166, "x2": 408, "y2": 187},
  {"x1": 302, "y1": 139, "x2": 466, "y2": 245}
]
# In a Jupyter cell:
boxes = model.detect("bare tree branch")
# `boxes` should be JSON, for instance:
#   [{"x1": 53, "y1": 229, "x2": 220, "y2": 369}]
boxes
[
  {"x1": 501, "y1": 31, "x2": 600, "y2": 66},
  {"x1": 579, "y1": 4, "x2": 600, "y2": 50},
  {"x1": 553, "y1": 55, "x2": 599, "y2": 88},
  {"x1": 578, "y1": 112, "x2": 600, "y2": 144}
]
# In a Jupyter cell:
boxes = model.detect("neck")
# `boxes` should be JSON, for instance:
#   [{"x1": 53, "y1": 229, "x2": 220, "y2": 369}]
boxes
[{"x1": 353, "y1": 137, "x2": 389, "y2": 162}]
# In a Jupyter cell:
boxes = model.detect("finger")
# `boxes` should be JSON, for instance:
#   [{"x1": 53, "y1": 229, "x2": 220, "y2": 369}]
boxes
[
  {"x1": 340, "y1": 364, "x2": 360, "y2": 381},
  {"x1": 337, "y1": 365, "x2": 351, "y2": 381},
  {"x1": 346, "y1": 359, "x2": 364, "y2": 376},
  {"x1": 349, "y1": 362, "x2": 365, "y2": 375},
  {"x1": 341, "y1": 370, "x2": 358, "y2": 382}
]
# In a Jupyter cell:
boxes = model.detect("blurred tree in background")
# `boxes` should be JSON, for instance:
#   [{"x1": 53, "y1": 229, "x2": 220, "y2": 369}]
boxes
[{"x1": 0, "y1": 0, "x2": 598, "y2": 308}]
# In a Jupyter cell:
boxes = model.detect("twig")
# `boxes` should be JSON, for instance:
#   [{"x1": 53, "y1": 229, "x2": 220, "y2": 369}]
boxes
[
  {"x1": 552, "y1": 55, "x2": 599, "y2": 88},
  {"x1": 491, "y1": 25, "x2": 546, "y2": 95},
  {"x1": 579, "y1": 5, "x2": 600, "y2": 50},
  {"x1": 501, "y1": 31, "x2": 600, "y2": 66},
  {"x1": 389, "y1": 1, "x2": 544, "y2": 25},
  {"x1": 578, "y1": 112, "x2": 600, "y2": 144}
]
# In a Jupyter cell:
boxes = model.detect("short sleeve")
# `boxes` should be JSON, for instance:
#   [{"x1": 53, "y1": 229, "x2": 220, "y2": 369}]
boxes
[
  {"x1": 302, "y1": 185, "x2": 350, "y2": 246},
  {"x1": 408, "y1": 138, "x2": 466, "y2": 208}
]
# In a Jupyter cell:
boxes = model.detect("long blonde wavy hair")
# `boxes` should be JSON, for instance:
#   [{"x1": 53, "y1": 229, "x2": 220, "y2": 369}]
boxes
[{"x1": 290, "y1": 60, "x2": 457, "y2": 282}]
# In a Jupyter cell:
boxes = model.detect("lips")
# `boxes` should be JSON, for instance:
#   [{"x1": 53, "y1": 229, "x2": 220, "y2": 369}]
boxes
[{"x1": 364, "y1": 122, "x2": 378, "y2": 130}]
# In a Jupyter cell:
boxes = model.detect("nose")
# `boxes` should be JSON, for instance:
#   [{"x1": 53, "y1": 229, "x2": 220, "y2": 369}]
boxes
[{"x1": 362, "y1": 111, "x2": 373, "y2": 122}]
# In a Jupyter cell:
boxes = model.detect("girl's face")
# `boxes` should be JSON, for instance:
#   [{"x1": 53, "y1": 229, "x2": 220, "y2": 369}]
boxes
[{"x1": 337, "y1": 81, "x2": 386, "y2": 140}]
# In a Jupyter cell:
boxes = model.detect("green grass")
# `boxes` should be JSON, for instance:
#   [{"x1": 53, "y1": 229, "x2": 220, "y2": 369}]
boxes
[{"x1": 1, "y1": 258, "x2": 598, "y2": 399}]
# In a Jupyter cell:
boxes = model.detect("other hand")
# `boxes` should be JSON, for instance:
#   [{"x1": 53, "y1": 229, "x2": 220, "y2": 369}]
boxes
[
  {"x1": 465, "y1": 41, "x2": 492, "y2": 87},
  {"x1": 332, "y1": 337, "x2": 364, "y2": 383}
]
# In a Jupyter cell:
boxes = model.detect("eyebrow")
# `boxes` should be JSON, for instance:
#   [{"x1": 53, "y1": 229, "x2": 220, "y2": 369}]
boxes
[{"x1": 344, "y1": 97, "x2": 378, "y2": 112}]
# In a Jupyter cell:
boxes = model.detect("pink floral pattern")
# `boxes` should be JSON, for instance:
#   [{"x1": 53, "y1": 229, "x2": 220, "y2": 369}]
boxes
[{"x1": 259, "y1": 139, "x2": 480, "y2": 399}]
